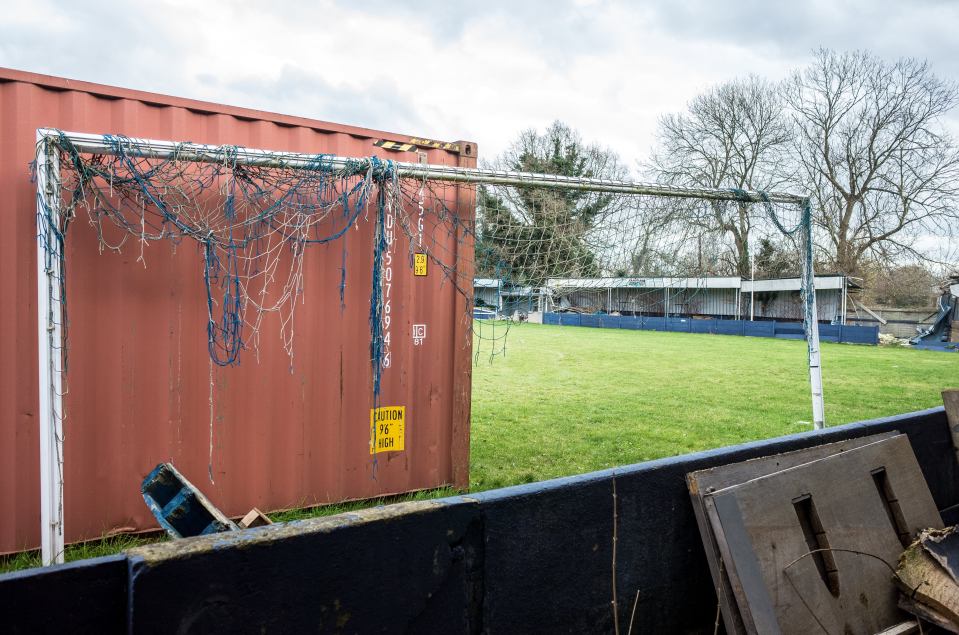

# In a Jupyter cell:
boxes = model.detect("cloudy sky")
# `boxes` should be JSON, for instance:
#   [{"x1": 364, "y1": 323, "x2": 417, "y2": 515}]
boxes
[{"x1": 2, "y1": 0, "x2": 958, "y2": 167}]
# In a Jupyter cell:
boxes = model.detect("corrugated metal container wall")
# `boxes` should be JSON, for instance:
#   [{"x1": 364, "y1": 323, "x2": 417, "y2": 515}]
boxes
[
  {"x1": 0, "y1": 69, "x2": 475, "y2": 552},
  {"x1": 568, "y1": 287, "x2": 739, "y2": 317},
  {"x1": 613, "y1": 288, "x2": 666, "y2": 314},
  {"x1": 749, "y1": 289, "x2": 841, "y2": 322},
  {"x1": 474, "y1": 285, "x2": 499, "y2": 310},
  {"x1": 667, "y1": 287, "x2": 738, "y2": 317}
]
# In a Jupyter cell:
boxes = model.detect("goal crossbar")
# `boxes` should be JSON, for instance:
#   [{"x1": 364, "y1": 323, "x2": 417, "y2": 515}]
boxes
[{"x1": 41, "y1": 129, "x2": 805, "y2": 204}]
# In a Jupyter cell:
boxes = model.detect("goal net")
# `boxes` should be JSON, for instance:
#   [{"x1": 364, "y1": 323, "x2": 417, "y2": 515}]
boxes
[{"x1": 35, "y1": 129, "x2": 823, "y2": 564}]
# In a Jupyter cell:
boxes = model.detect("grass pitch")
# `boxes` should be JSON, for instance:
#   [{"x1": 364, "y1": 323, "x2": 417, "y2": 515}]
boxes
[{"x1": 469, "y1": 321, "x2": 958, "y2": 490}]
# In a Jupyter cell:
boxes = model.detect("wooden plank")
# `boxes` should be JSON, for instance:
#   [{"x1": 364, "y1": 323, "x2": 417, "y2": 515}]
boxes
[
  {"x1": 898, "y1": 596, "x2": 959, "y2": 634},
  {"x1": 853, "y1": 298, "x2": 889, "y2": 325},
  {"x1": 711, "y1": 494, "x2": 782, "y2": 635},
  {"x1": 706, "y1": 435, "x2": 942, "y2": 635},
  {"x1": 874, "y1": 620, "x2": 920, "y2": 635},
  {"x1": 687, "y1": 433, "x2": 897, "y2": 634},
  {"x1": 703, "y1": 494, "x2": 762, "y2": 634},
  {"x1": 141, "y1": 463, "x2": 238, "y2": 538},
  {"x1": 895, "y1": 537, "x2": 959, "y2": 626},
  {"x1": 238, "y1": 508, "x2": 273, "y2": 529},
  {"x1": 895, "y1": 526, "x2": 959, "y2": 630}
]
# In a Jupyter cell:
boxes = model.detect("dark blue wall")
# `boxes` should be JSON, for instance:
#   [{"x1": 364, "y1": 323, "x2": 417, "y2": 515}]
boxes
[
  {"x1": 0, "y1": 555, "x2": 127, "y2": 634},
  {"x1": 543, "y1": 312, "x2": 880, "y2": 345},
  {"x1": 1, "y1": 408, "x2": 952, "y2": 634}
]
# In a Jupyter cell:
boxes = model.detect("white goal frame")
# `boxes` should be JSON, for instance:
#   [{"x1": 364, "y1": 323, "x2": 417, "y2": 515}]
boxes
[{"x1": 34, "y1": 128, "x2": 824, "y2": 565}]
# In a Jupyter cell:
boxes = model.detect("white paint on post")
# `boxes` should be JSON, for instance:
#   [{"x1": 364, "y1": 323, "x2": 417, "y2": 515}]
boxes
[
  {"x1": 807, "y1": 314, "x2": 826, "y2": 429},
  {"x1": 802, "y1": 209, "x2": 826, "y2": 430},
  {"x1": 36, "y1": 131, "x2": 65, "y2": 565},
  {"x1": 749, "y1": 243, "x2": 755, "y2": 321},
  {"x1": 841, "y1": 277, "x2": 848, "y2": 325}
]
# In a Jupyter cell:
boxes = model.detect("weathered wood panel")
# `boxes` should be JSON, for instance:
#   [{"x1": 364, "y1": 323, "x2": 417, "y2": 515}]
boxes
[
  {"x1": 687, "y1": 433, "x2": 896, "y2": 634},
  {"x1": 707, "y1": 436, "x2": 942, "y2": 634}
]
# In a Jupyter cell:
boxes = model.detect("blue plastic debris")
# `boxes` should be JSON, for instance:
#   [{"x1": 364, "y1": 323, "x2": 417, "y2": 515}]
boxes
[{"x1": 141, "y1": 463, "x2": 238, "y2": 539}]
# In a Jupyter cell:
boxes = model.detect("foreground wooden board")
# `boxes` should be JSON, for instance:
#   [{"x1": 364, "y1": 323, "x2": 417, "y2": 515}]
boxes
[
  {"x1": 687, "y1": 433, "x2": 897, "y2": 634},
  {"x1": 705, "y1": 435, "x2": 942, "y2": 635}
]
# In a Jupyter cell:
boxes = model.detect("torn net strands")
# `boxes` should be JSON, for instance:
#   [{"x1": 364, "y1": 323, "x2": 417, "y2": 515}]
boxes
[
  {"x1": 39, "y1": 132, "x2": 406, "y2": 364},
  {"x1": 35, "y1": 132, "x2": 447, "y2": 473}
]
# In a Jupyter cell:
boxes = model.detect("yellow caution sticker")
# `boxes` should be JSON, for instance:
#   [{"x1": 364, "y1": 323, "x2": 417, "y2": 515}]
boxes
[
  {"x1": 370, "y1": 406, "x2": 405, "y2": 454},
  {"x1": 373, "y1": 139, "x2": 418, "y2": 152},
  {"x1": 409, "y1": 137, "x2": 461, "y2": 153},
  {"x1": 414, "y1": 253, "x2": 428, "y2": 276}
]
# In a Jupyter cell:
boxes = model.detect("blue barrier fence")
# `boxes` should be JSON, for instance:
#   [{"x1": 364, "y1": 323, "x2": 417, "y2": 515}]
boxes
[{"x1": 543, "y1": 313, "x2": 879, "y2": 345}]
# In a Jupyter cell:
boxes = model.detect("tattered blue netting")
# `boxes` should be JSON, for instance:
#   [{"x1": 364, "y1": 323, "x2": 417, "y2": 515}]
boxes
[
  {"x1": 36, "y1": 134, "x2": 452, "y2": 474},
  {"x1": 39, "y1": 132, "x2": 400, "y2": 367},
  {"x1": 36, "y1": 135, "x2": 446, "y2": 467}
]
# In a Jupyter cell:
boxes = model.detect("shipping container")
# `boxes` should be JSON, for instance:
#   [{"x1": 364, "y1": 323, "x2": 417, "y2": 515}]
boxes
[{"x1": 0, "y1": 68, "x2": 475, "y2": 553}]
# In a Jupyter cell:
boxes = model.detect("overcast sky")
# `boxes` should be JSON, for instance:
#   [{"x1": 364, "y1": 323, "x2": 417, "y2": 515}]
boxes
[{"x1": 2, "y1": 0, "x2": 958, "y2": 168}]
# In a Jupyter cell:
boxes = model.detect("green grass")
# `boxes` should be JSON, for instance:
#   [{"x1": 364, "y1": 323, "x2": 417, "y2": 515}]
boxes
[
  {"x1": 469, "y1": 322, "x2": 959, "y2": 490},
  {"x1": 0, "y1": 489, "x2": 457, "y2": 574},
  {"x1": 0, "y1": 534, "x2": 160, "y2": 573},
  {"x1": 3, "y1": 323, "x2": 955, "y2": 573}
]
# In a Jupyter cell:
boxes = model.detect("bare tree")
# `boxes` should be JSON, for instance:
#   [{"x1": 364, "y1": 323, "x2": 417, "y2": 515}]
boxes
[
  {"x1": 648, "y1": 76, "x2": 792, "y2": 277},
  {"x1": 869, "y1": 263, "x2": 939, "y2": 308},
  {"x1": 613, "y1": 197, "x2": 706, "y2": 277},
  {"x1": 786, "y1": 49, "x2": 959, "y2": 276}
]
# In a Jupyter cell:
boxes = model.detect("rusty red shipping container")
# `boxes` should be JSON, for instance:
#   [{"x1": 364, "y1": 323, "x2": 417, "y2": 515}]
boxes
[{"x1": 0, "y1": 68, "x2": 475, "y2": 553}]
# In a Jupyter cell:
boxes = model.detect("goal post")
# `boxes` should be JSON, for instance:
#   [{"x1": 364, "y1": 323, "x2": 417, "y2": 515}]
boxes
[
  {"x1": 35, "y1": 130, "x2": 65, "y2": 566},
  {"x1": 34, "y1": 128, "x2": 825, "y2": 565}
]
